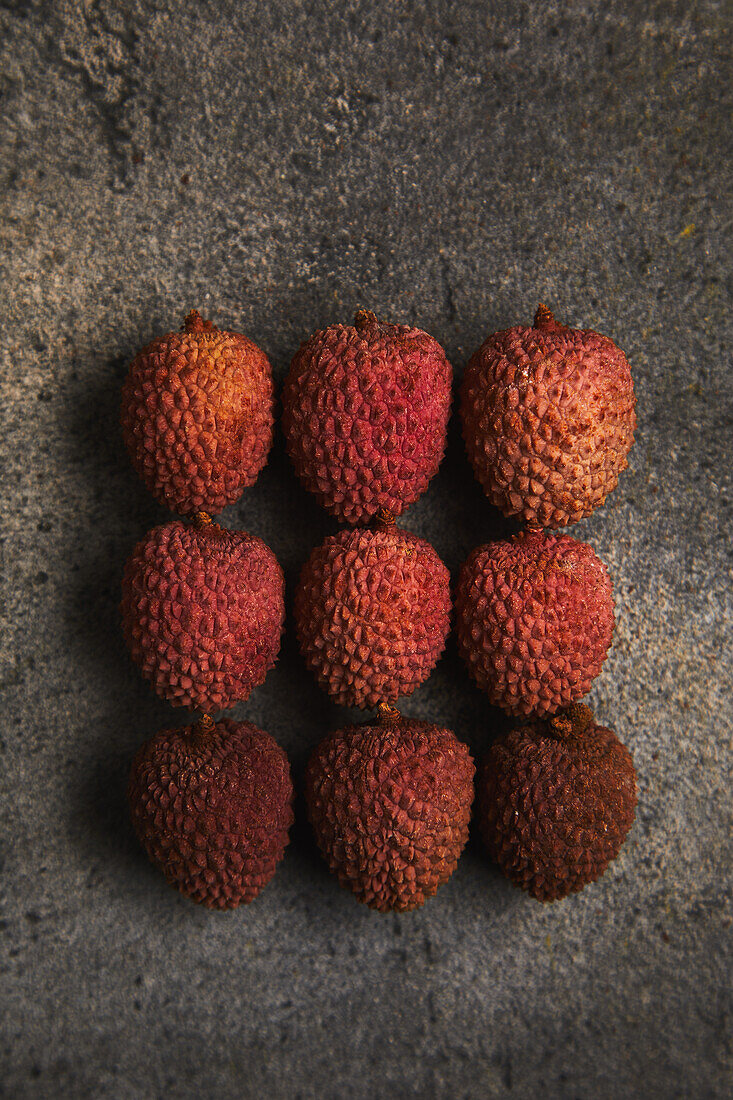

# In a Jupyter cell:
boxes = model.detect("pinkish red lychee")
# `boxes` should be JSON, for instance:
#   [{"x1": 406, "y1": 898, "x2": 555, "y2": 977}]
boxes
[
  {"x1": 283, "y1": 310, "x2": 452, "y2": 523},
  {"x1": 456, "y1": 529, "x2": 614, "y2": 716},
  {"x1": 121, "y1": 513, "x2": 284, "y2": 711}
]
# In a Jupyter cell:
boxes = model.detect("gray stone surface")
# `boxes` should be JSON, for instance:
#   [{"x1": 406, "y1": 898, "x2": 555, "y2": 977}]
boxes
[{"x1": 1, "y1": 0, "x2": 731, "y2": 1096}]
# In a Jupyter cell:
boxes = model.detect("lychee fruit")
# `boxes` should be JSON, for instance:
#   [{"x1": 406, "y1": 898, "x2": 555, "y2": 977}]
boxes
[
  {"x1": 460, "y1": 304, "x2": 636, "y2": 528},
  {"x1": 128, "y1": 715, "x2": 294, "y2": 909},
  {"x1": 455, "y1": 529, "x2": 614, "y2": 717},
  {"x1": 294, "y1": 520, "x2": 451, "y2": 708},
  {"x1": 121, "y1": 513, "x2": 284, "y2": 711},
  {"x1": 477, "y1": 703, "x2": 637, "y2": 901},
  {"x1": 121, "y1": 310, "x2": 274, "y2": 515},
  {"x1": 282, "y1": 310, "x2": 452, "y2": 524},
  {"x1": 305, "y1": 705, "x2": 475, "y2": 912}
]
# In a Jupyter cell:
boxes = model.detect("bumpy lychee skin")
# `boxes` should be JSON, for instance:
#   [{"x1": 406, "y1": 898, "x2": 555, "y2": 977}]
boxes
[
  {"x1": 129, "y1": 716, "x2": 294, "y2": 909},
  {"x1": 460, "y1": 305, "x2": 636, "y2": 528},
  {"x1": 306, "y1": 708, "x2": 475, "y2": 912},
  {"x1": 121, "y1": 310, "x2": 274, "y2": 515},
  {"x1": 121, "y1": 514, "x2": 284, "y2": 711},
  {"x1": 294, "y1": 523, "x2": 451, "y2": 708},
  {"x1": 478, "y1": 704, "x2": 637, "y2": 901},
  {"x1": 456, "y1": 530, "x2": 614, "y2": 717},
  {"x1": 282, "y1": 310, "x2": 452, "y2": 524}
]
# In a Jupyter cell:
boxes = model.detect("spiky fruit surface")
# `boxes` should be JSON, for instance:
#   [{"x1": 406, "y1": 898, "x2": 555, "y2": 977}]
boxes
[
  {"x1": 306, "y1": 713, "x2": 475, "y2": 912},
  {"x1": 294, "y1": 524, "x2": 451, "y2": 708},
  {"x1": 121, "y1": 516, "x2": 284, "y2": 711},
  {"x1": 282, "y1": 310, "x2": 452, "y2": 524},
  {"x1": 460, "y1": 305, "x2": 636, "y2": 528},
  {"x1": 478, "y1": 704, "x2": 637, "y2": 901},
  {"x1": 129, "y1": 718, "x2": 293, "y2": 909},
  {"x1": 456, "y1": 530, "x2": 614, "y2": 717},
  {"x1": 121, "y1": 310, "x2": 273, "y2": 515}
]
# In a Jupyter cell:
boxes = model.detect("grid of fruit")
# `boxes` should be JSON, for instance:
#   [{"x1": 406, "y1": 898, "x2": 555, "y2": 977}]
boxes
[{"x1": 118, "y1": 302, "x2": 640, "y2": 913}]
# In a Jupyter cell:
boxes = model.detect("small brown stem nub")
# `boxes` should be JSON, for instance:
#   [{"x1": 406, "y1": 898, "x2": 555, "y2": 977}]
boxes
[
  {"x1": 377, "y1": 702, "x2": 401, "y2": 724},
  {"x1": 374, "y1": 506, "x2": 397, "y2": 528},
  {"x1": 196, "y1": 714, "x2": 216, "y2": 735},
  {"x1": 182, "y1": 309, "x2": 218, "y2": 334},
  {"x1": 548, "y1": 703, "x2": 594, "y2": 740},
  {"x1": 192, "y1": 511, "x2": 214, "y2": 529},
  {"x1": 533, "y1": 303, "x2": 559, "y2": 329},
  {"x1": 354, "y1": 309, "x2": 378, "y2": 332}
]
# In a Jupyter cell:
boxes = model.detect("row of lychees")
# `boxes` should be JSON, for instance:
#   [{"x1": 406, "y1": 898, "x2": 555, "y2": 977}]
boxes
[{"x1": 121, "y1": 305, "x2": 638, "y2": 913}]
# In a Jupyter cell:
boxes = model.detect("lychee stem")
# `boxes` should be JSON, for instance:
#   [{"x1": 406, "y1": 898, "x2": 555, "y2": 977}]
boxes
[
  {"x1": 354, "y1": 309, "x2": 378, "y2": 332},
  {"x1": 374, "y1": 506, "x2": 397, "y2": 527},
  {"x1": 533, "y1": 303, "x2": 560, "y2": 329},
  {"x1": 182, "y1": 309, "x2": 218, "y2": 334},
  {"x1": 196, "y1": 714, "x2": 216, "y2": 735},
  {"x1": 192, "y1": 511, "x2": 214, "y2": 530},
  {"x1": 548, "y1": 704, "x2": 594, "y2": 740},
  {"x1": 377, "y1": 702, "x2": 401, "y2": 724}
]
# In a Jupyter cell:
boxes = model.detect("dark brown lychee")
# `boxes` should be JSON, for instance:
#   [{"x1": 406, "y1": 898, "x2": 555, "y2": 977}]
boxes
[
  {"x1": 477, "y1": 704, "x2": 637, "y2": 901},
  {"x1": 121, "y1": 513, "x2": 284, "y2": 711},
  {"x1": 294, "y1": 520, "x2": 451, "y2": 708},
  {"x1": 455, "y1": 529, "x2": 614, "y2": 717},
  {"x1": 121, "y1": 310, "x2": 274, "y2": 515},
  {"x1": 128, "y1": 716, "x2": 294, "y2": 909},
  {"x1": 460, "y1": 304, "x2": 636, "y2": 527},
  {"x1": 305, "y1": 706, "x2": 475, "y2": 912},
  {"x1": 282, "y1": 310, "x2": 452, "y2": 524}
]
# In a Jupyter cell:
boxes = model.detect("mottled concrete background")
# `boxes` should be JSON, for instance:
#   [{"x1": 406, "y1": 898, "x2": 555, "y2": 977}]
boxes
[{"x1": 1, "y1": 1, "x2": 731, "y2": 1097}]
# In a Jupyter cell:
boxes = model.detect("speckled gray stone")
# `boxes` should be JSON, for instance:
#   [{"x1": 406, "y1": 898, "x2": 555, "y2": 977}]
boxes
[{"x1": 1, "y1": 1, "x2": 731, "y2": 1097}]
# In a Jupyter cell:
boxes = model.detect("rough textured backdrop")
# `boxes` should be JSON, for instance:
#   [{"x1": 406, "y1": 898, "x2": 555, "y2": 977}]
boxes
[{"x1": 1, "y1": 1, "x2": 731, "y2": 1097}]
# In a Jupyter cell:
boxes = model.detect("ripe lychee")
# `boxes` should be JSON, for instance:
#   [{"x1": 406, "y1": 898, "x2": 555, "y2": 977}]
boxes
[
  {"x1": 460, "y1": 304, "x2": 636, "y2": 528},
  {"x1": 121, "y1": 310, "x2": 274, "y2": 515},
  {"x1": 455, "y1": 529, "x2": 614, "y2": 717},
  {"x1": 128, "y1": 716, "x2": 294, "y2": 909},
  {"x1": 121, "y1": 513, "x2": 284, "y2": 711},
  {"x1": 282, "y1": 310, "x2": 452, "y2": 524},
  {"x1": 294, "y1": 520, "x2": 451, "y2": 708},
  {"x1": 305, "y1": 706, "x2": 475, "y2": 912},
  {"x1": 477, "y1": 704, "x2": 637, "y2": 901}
]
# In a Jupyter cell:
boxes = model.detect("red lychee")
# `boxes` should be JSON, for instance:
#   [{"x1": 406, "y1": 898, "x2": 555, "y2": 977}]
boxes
[
  {"x1": 456, "y1": 529, "x2": 614, "y2": 716},
  {"x1": 121, "y1": 513, "x2": 284, "y2": 711},
  {"x1": 121, "y1": 310, "x2": 273, "y2": 515},
  {"x1": 305, "y1": 707, "x2": 475, "y2": 912},
  {"x1": 282, "y1": 310, "x2": 452, "y2": 523},
  {"x1": 129, "y1": 716, "x2": 293, "y2": 909},
  {"x1": 294, "y1": 521, "x2": 451, "y2": 709},
  {"x1": 460, "y1": 304, "x2": 636, "y2": 527},
  {"x1": 477, "y1": 704, "x2": 637, "y2": 901}
]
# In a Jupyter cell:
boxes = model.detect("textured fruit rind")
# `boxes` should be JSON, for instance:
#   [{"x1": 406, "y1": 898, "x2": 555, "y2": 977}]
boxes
[
  {"x1": 306, "y1": 718, "x2": 475, "y2": 912},
  {"x1": 128, "y1": 719, "x2": 294, "y2": 909},
  {"x1": 477, "y1": 705, "x2": 637, "y2": 901},
  {"x1": 121, "y1": 520, "x2": 284, "y2": 711},
  {"x1": 282, "y1": 316, "x2": 452, "y2": 523},
  {"x1": 455, "y1": 530, "x2": 614, "y2": 717},
  {"x1": 294, "y1": 526, "x2": 451, "y2": 708},
  {"x1": 460, "y1": 315, "x2": 636, "y2": 527},
  {"x1": 121, "y1": 321, "x2": 274, "y2": 514}
]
